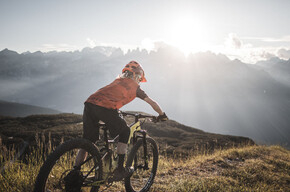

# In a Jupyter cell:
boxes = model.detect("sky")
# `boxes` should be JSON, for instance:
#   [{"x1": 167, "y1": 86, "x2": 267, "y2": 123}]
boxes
[{"x1": 1, "y1": 0, "x2": 290, "y2": 63}]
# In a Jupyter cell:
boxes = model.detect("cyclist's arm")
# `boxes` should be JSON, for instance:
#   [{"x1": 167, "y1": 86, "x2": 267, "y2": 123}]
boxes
[{"x1": 144, "y1": 97, "x2": 164, "y2": 115}]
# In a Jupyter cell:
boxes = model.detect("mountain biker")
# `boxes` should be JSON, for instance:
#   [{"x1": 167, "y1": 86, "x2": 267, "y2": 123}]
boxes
[{"x1": 75, "y1": 61, "x2": 168, "y2": 181}]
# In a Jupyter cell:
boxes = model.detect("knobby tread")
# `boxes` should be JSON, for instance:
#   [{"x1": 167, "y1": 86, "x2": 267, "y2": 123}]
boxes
[{"x1": 125, "y1": 137, "x2": 158, "y2": 192}]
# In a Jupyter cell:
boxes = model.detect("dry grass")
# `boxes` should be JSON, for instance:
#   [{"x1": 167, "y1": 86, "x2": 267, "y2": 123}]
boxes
[
  {"x1": 0, "y1": 146, "x2": 44, "y2": 191},
  {"x1": 1, "y1": 143, "x2": 289, "y2": 192},
  {"x1": 150, "y1": 145, "x2": 290, "y2": 192}
]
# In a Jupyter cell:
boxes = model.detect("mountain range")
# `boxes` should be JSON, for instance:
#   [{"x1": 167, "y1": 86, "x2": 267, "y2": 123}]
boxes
[{"x1": 0, "y1": 46, "x2": 289, "y2": 147}]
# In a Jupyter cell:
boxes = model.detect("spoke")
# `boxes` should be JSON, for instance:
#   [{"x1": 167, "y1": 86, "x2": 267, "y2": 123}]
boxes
[{"x1": 84, "y1": 165, "x2": 99, "y2": 179}]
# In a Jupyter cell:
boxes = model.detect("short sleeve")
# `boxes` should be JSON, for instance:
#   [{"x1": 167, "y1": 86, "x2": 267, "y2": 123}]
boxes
[{"x1": 136, "y1": 86, "x2": 148, "y2": 100}]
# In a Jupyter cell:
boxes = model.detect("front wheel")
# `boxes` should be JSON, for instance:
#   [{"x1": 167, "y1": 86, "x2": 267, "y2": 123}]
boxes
[
  {"x1": 125, "y1": 137, "x2": 158, "y2": 192},
  {"x1": 34, "y1": 138, "x2": 103, "y2": 192}
]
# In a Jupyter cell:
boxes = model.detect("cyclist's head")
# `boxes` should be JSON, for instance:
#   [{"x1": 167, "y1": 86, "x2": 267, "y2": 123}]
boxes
[{"x1": 122, "y1": 61, "x2": 147, "y2": 83}]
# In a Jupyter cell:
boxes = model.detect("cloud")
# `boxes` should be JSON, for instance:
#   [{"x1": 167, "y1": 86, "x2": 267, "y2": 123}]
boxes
[
  {"x1": 140, "y1": 38, "x2": 174, "y2": 52},
  {"x1": 153, "y1": 41, "x2": 171, "y2": 50},
  {"x1": 263, "y1": 36, "x2": 290, "y2": 42},
  {"x1": 141, "y1": 38, "x2": 155, "y2": 51},
  {"x1": 40, "y1": 44, "x2": 79, "y2": 52},
  {"x1": 225, "y1": 33, "x2": 243, "y2": 49},
  {"x1": 277, "y1": 48, "x2": 290, "y2": 60},
  {"x1": 86, "y1": 38, "x2": 97, "y2": 47},
  {"x1": 249, "y1": 50, "x2": 276, "y2": 61},
  {"x1": 243, "y1": 35, "x2": 290, "y2": 43},
  {"x1": 218, "y1": 33, "x2": 290, "y2": 63}
]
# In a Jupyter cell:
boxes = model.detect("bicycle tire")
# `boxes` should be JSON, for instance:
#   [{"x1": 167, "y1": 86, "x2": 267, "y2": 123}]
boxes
[
  {"x1": 125, "y1": 137, "x2": 158, "y2": 192},
  {"x1": 34, "y1": 138, "x2": 103, "y2": 192}
]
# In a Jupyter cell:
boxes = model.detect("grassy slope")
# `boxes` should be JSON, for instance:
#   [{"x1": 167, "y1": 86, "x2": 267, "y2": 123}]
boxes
[
  {"x1": 107, "y1": 145, "x2": 289, "y2": 192},
  {"x1": 151, "y1": 145, "x2": 290, "y2": 192},
  {"x1": 1, "y1": 145, "x2": 288, "y2": 192}
]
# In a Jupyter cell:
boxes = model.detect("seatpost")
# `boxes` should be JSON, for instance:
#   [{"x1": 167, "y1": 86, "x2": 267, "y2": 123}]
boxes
[
  {"x1": 134, "y1": 114, "x2": 139, "y2": 123},
  {"x1": 103, "y1": 126, "x2": 109, "y2": 150}
]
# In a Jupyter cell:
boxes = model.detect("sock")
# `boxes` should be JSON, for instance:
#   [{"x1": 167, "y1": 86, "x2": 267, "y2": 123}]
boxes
[{"x1": 118, "y1": 154, "x2": 125, "y2": 169}]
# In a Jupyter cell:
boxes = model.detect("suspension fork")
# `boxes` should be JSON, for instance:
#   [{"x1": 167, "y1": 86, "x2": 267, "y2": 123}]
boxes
[
  {"x1": 142, "y1": 130, "x2": 149, "y2": 169},
  {"x1": 134, "y1": 130, "x2": 149, "y2": 170}
]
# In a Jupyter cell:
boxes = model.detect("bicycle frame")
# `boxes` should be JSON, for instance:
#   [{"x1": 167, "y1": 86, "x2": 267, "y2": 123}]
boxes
[
  {"x1": 128, "y1": 121, "x2": 141, "y2": 144},
  {"x1": 125, "y1": 113, "x2": 151, "y2": 170},
  {"x1": 79, "y1": 112, "x2": 152, "y2": 187}
]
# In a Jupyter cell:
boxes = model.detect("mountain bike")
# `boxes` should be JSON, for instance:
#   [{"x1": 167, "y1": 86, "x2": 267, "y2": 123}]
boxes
[{"x1": 34, "y1": 111, "x2": 159, "y2": 192}]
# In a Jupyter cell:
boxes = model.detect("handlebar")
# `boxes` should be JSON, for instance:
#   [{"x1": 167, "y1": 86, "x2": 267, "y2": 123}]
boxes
[{"x1": 121, "y1": 111, "x2": 158, "y2": 123}]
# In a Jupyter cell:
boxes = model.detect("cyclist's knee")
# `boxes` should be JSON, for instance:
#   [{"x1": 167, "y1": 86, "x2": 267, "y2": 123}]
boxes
[{"x1": 119, "y1": 125, "x2": 130, "y2": 143}]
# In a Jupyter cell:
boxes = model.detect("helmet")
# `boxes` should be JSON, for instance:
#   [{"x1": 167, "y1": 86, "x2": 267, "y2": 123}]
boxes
[{"x1": 122, "y1": 61, "x2": 147, "y2": 82}]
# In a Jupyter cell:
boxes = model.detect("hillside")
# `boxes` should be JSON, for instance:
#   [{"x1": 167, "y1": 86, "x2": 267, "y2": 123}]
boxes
[
  {"x1": 0, "y1": 100, "x2": 61, "y2": 117},
  {"x1": 0, "y1": 113, "x2": 253, "y2": 154}
]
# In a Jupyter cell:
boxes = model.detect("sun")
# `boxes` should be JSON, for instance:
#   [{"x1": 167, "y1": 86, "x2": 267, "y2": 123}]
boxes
[{"x1": 166, "y1": 17, "x2": 209, "y2": 55}]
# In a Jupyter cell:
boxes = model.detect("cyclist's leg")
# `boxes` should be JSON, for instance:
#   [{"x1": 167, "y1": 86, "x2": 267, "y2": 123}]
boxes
[
  {"x1": 101, "y1": 112, "x2": 132, "y2": 179},
  {"x1": 103, "y1": 111, "x2": 130, "y2": 155},
  {"x1": 76, "y1": 103, "x2": 100, "y2": 166},
  {"x1": 80, "y1": 105, "x2": 132, "y2": 179},
  {"x1": 116, "y1": 122, "x2": 130, "y2": 168},
  {"x1": 116, "y1": 126, "x2": 130, "y2": 170}
]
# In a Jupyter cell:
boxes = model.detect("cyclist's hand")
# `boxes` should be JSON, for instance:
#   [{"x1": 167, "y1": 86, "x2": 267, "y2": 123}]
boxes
[{"x1": 157, "y1": 113, "x2": 168, "y2": 122}]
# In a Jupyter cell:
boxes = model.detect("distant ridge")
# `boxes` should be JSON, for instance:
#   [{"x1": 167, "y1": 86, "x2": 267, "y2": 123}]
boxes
[{"x1": 0, "y1": 100, "x2": 61, "y2": 117}]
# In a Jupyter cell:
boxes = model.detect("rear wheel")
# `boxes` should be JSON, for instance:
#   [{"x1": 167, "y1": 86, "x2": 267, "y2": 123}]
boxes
[
  {"x1": 125, "y1": 137, "x2": 158, "y2": 192},
  {"x1": 34, "y1": 138, "x2": 103, "y2": 192}
]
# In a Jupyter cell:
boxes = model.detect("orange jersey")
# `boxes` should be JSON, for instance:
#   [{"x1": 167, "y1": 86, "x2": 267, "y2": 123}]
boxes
[{"x1": 86, "y1": 78, "x2": 146, "y2": 109}]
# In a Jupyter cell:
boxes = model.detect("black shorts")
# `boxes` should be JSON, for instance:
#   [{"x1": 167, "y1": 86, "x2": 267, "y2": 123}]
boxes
[{"x1": 82, "y1": 102, "x2": 130, "y2": 143}]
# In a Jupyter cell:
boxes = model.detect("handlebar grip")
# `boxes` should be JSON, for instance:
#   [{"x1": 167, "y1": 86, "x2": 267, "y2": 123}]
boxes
[{"x1": 150, "y1": 116, "x2": 158, "y2": 123}]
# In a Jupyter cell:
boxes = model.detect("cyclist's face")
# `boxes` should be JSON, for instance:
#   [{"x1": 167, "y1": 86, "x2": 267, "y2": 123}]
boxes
[{"x1": 135, "y1": 74, "x2": 142, "y2": 84}]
